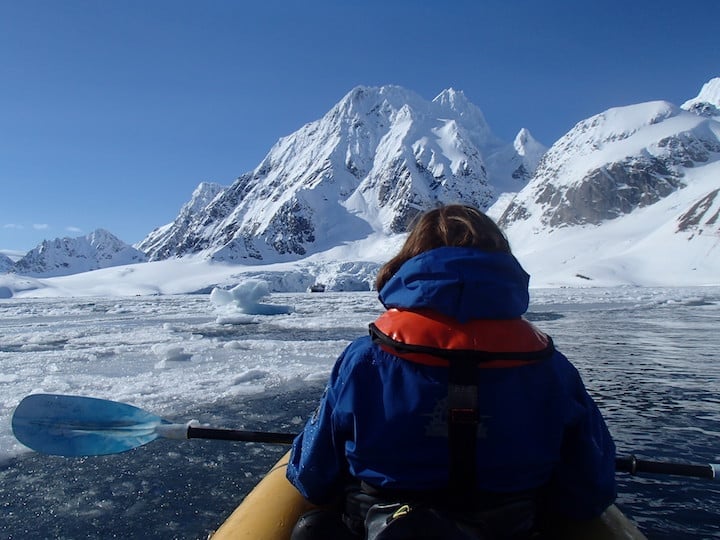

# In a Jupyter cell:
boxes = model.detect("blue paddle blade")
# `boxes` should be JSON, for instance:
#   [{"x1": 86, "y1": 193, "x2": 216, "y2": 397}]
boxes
[{"x1": 12, "y1": 394, "x2": 167, "y2": 456}]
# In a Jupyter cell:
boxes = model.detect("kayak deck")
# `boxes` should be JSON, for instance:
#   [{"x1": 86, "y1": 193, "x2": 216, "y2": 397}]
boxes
[{"x1": 211, "y1": 451, "x2": 646, "y2": 540}]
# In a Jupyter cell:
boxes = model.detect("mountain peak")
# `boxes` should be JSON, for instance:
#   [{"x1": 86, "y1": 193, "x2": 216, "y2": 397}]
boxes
[
  {"x1": 140, "y1": 85, "x2": 532, "y2": 262},
  {"x1": 684, "y1": 77, "x2": 720, "y2": 107},
  {"x1": 433, "y1": 87, "x2": 469, "y2": 107},
  {"x1": 513, "y1": 128, "x2": 543, "y2": 156},
  {"x1": 335, "y1": 85, "x2": 425, "y2": 117},
  {"x1": 682, "y1": 77, "x2": 720, "y2": 117}
]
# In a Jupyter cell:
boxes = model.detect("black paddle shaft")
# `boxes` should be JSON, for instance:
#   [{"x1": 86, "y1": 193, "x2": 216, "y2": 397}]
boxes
[
  {"x1": 187, "y1": 426, "x2": 296, "y2": 445},
  {"x1": 616, "y1": 455, "x2": 717, "y2": 480},
  {"x1": 186, "y1": 424, "x2": 720, "y2": 480},
  {"x1": 185, "y1": 427, "x2": 719, "y2": 479}
]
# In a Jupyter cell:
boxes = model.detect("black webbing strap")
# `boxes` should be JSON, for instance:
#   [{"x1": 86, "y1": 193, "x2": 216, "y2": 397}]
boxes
[{"x1": 447, "y1": 354, "x2": 479, "y2": 504}]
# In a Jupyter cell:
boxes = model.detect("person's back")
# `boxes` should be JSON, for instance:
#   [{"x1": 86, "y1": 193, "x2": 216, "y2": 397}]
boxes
[{"x1": 287, "y1": 205, "x2": 616, "y2": 539}]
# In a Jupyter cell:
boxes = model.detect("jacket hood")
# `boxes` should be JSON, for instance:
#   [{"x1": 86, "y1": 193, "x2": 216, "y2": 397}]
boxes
[{"x1": 378, "y1": 246, "x2": 530, "y2": 321}]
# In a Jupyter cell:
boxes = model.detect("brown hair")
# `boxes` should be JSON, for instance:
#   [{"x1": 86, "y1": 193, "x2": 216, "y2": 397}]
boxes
[{"x1": 375, "y1": 205, "x2": 511, "y2": 291}]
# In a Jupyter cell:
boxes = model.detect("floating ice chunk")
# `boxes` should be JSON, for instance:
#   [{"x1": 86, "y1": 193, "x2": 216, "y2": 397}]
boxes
[
  {"x1": 233, "y1": 369, "x2": 269, "y2": 384},
  {"x1": 223, "y1": 341, "x2": 251, "y2": 350},
  {"x1": 152, "y1": 344, "x2": 193, "y2": 369},
  {"x1": 210, "y1": 280, "x2": 293, "y2": 316},
  {"x1": 216, "y1": 314, "x2": 257, "y2": 325}
]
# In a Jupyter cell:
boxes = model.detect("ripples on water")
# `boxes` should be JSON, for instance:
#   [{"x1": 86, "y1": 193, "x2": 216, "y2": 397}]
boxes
[
  {"x1": 531, "y1": 291, "x2": 720, "y2": 539},
  {"x1": 1, "y1": 287, "x2": 719, "y2": 539}
]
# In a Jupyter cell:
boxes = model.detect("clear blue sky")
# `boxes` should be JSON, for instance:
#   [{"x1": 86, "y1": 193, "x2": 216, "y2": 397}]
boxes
[{"x1": 1, "y1": 0, "x2": 718, "y2": 253}]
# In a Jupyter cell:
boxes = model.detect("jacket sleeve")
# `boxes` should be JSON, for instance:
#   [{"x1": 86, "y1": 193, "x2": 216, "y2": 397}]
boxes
[
  {"x1": 286, "y1": 343, "x2": 358, "y2": 505},
  {"x1": 546, "y1": 354, "x2": 617, "y2": 520}
]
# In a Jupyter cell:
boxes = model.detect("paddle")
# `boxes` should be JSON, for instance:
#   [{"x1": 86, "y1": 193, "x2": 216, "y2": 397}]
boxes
[
  {"x1": 11, "y1": 393, "x2": 295, "y2": 457},
  {"x1": 11, "y1": 394, "x2": 720, "y2": 482}
]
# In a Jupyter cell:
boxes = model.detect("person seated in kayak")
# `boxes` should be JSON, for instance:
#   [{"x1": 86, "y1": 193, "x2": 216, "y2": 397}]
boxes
[{"x1": 286, "y1": 204, "x2": 617, "y2": 539}]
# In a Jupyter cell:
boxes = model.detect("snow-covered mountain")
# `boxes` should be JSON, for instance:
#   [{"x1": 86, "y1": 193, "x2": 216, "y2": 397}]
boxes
[
  {"x1": 498, "y1": 100, "x2": 720, "y2": 229},
  {"x1": 9, "y1": 79, "x2": 720, "y2": 289},
  {"x1": 13, "y1": 229, "x2": 147, "y2": 278},
  {"x1": 494, "y1": 78, "x2": 720, "y2": 285},
  {"x1": 138, "y1": 85, "x2": 545, "y2": 262}
]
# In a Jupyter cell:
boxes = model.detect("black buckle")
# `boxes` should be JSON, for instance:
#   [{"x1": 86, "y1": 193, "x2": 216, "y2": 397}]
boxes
[{"x1": 449, "y1": 408, "x2": 478, "y2": 424}]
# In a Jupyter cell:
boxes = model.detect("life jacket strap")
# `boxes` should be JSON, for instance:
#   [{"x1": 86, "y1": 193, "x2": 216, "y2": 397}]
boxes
[{"x1": 447, "y1": 354, "x2": 480, "y2": 504}]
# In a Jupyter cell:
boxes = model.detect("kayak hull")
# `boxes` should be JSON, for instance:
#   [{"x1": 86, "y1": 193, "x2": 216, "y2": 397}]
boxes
[
  {"x1": 211, "y1": 451, "x2": 646, "y2": 540},
  {"x1": 211, "y1": 451, "x2": 314, "y2": 539}
]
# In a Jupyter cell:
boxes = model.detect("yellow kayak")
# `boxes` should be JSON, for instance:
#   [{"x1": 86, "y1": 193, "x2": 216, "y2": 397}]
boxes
[
  {"x1": 211, "y1": 451, "x2": 647, "y2": 540},
  {"x1": 212, "y1": 451, "x2": 314, "y2": 539}
]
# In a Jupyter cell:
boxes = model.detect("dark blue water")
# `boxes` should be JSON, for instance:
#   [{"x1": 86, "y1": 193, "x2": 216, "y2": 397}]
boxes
[
  {"x1": 531, "y1": 293, "x2": 720, "y2": 539},
  {"x1": 1, "y1": 289, "x2": 719, "y2": 539}
]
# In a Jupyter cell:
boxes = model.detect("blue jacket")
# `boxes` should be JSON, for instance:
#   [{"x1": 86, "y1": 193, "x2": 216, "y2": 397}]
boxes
[{"x1": 287, "y1": 247, "x2": 616, "y2": 519}]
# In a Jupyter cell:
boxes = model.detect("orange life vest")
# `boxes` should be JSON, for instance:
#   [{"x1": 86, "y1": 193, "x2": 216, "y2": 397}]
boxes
[{"x1": 369, "y1": 308, "x2": 554, "y2": 368}]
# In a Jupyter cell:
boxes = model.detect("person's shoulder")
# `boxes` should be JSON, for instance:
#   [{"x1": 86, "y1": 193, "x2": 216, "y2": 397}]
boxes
[
  {"x1": 545, "y1": 347, "x2": 587, "y2": 389},
  {"x1": 340, "y1": 335, "x2": 375, "y2": 364},
  {"x1": 331, "y1": 335, "x2": 379, "y2": 383}
]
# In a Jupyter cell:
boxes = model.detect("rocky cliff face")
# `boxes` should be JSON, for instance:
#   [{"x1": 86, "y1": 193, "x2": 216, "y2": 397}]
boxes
[
  {"x1": 676, "y1": 187, "x2": 720, "y2": 239},
  {"x1": 137, "y1": 182, "x2": 226, "y2": 260}
]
